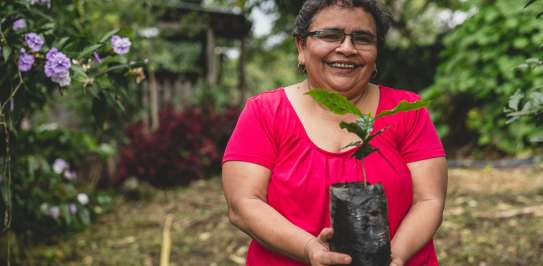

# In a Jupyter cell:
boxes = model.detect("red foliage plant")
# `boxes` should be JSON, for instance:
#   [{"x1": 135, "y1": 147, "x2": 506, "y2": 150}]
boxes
[{"x1": 117, "y1": 106, "x2": 241, "y2": 187}]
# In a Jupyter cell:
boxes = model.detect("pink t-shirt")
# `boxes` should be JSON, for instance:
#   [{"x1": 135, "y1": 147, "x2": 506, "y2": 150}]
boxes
[{"x1": 223, "y1": 86, "x2": 446, "y2": 266}]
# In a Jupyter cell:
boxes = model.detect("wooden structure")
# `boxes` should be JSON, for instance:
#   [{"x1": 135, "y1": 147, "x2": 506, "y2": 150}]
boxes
[{"x1": 145, "y1": 2, "x2": 251, "y2": 130}]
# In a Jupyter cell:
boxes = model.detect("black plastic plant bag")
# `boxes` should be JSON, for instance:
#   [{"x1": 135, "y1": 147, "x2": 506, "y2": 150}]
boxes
[{"x1": 330, "y1": 182, "x2": 391, "y2": 266}]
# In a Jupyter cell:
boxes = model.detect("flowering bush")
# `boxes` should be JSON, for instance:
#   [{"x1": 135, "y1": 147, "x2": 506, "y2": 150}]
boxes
[
  {"x1": 0, "y1": 1, "x2": 143, "y2": 129},
  {"x1": 3, "y1": 125, "x2": 114, "y2": 244},
  {"x1": 0, "y1": 0, "x2": 144, "y2": 245},
  {"x1": 117, "y1": 106, "x2": 241, "y2": 187}
]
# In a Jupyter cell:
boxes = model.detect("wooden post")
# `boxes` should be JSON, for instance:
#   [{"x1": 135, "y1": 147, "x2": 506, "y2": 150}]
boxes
[
  {"x1": 142, "y1": 78, "x2": 150, "y2": 129},
  {"x1": 149, "y1": 71, "x2": 159, "y2": 131},
  {"x1": 238, "y1": 37, "x2": 247, "y2": 104},
  {"x1": 206, "y1": 28, "x2": 217, "y2": 86}
]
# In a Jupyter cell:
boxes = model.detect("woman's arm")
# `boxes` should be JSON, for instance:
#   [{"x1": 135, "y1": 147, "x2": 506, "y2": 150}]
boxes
[
  {"x1": 390, "y1": 157, "x2": 448, "y2": 265},
  {"x1": 222, "y1": 161, "x2": 351, "y2": 265}
]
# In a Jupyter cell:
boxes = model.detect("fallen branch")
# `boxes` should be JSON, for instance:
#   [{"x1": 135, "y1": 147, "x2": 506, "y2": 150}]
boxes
[{"x1": 160, "y1": 214, "x2": 174, "y2": 266}]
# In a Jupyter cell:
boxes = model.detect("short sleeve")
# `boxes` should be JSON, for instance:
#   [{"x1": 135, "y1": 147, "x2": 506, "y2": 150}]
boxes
[
  {"x1": 222, "y1": 97, "x2": 277, "y2": 170},
  {"x1": 398, "y1": 107, "x2": 446, "y2": 163}
]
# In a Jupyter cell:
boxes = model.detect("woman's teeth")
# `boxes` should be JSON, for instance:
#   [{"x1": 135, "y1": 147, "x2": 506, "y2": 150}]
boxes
[{"x1": 329, "y1": 63, "x2": 356, "y2": 69}]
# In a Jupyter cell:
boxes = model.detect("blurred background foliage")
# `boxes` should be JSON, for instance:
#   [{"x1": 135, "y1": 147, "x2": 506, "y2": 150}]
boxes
[
  {"x1": 1, "y1": 0, "x2": 543, "y2": 263},
  {"x1": 425, "y1": 0, "x2": 543, "y2": 157}
]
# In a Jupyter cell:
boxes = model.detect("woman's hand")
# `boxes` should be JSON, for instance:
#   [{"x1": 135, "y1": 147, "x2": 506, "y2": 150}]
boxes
[{"x1": 304, "y1": 228, "x2": 352, "y2": 266}]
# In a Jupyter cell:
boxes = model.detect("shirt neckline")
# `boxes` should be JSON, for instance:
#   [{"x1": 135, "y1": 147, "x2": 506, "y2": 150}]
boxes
[{"x1": 280, "y1": 85, "x2": 384, "y2": 157}]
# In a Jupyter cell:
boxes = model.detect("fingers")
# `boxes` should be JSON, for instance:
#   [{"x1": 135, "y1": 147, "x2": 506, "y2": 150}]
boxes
[
  {"x1": 318, "y1": 227, "x2": 334, "y2": 243},
  {"x1": 308, "y1": 250, "x2": 352, "y2": 266},
  {"x1": 317, "y1": 251, "x2": 352, "y2": 265},
  {"x1": 310, "y1": 228, "x2": 351, "y2": 265}
]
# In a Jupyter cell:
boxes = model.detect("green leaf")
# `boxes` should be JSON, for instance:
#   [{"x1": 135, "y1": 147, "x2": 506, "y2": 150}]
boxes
[
  {"x1": 99, "y1": 29, "x2": 119, "y2": 43},
  {"x1": 61, "y1": 205, "x2": 72, "y2": 225},
  {"x1": 351, "y1": 128, "x2": 384, "y2": 160},
  {"x1": 53, "y1": 37, "x2": 71, "y2": 49},
  {"x1": 78, "y1": 208, "x2": 91, "y2": 225},
  {"x1": 339, "y1": 115, "x2": 374, "y2": 139},
  {"x1": 305, "y1": 89, "x2": 362, "y2": 116},
  {"x1": 342, "y1": 140, "x2": 362, "y2": 150},
  {"x1": 525, "y1": 0, "x2": 537, "y2": 8},
  {"x1": 3, "y1": 46, "x2": 11, "y2": 61},
  {"x1": 353, "y1": 144, "x2": 377, "y2": 160},
  {"x1": 508, "y1": 90, "x2": 524, "y2": 110},
  {"x1": 340, "y1": 121, "x2": 368, "y2": 139},
  {"x1": 71, "y1": 64, "x2": 89, "y2": 84},
  {"x1": 96, "y1": 143, "x2": 115, "y2": 158},
  {"x1": 79, "y1": 44, "x2": 102, "y2": 58},
  {"x1": 376, "y1": 99, "x2": 429, "y2": 118}
]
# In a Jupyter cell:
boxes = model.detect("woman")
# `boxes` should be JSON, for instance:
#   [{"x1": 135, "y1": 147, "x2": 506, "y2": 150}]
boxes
[{"x1": 222, "y1": 0, "x2": 447, "y2": 265}]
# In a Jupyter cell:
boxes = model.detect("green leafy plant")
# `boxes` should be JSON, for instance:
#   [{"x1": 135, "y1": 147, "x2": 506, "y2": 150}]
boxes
[
  {"x1": 504, "y1": 0, "x2": 543, "y2": 143},
  {"x1": 424, "y1": 0, "x2": 543, "y2": 156},
  {"x1": 306, "y1": 89, "x2": 428, "y2": 183},
  {"x1": 0, "y1": 2, "x2": 144, "y2": 260},
  {"x1": 3, "y1": 125, "x2": 114, "y2": 245}
]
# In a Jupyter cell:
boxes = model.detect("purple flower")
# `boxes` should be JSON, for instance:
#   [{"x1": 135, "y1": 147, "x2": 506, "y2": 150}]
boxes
[
  {"x1": 51, "y1": 72, "x2": 71, "y2": 87},
  {"x1": 46, "y1": 48, "x2": 59, "y2": 61},
  {"x1": 64, "y1": 170, "x2": 77, "y2": 181},
  {"x1": 18, "y1": 49, "x2": 35, "y2": 72},
  {"x1": 68, "y1": 203, "x2": 77, "y2": 214},
  {"x1": 45, "y1": 48, "x2": 71, "y2": 87},
  {"x1": 111, "y1": 35, "x2": 131, "y2": 55},
  {"x1": 93, "y1": 51, "x2": 102, "y2": 62},
  {"x1": 25, "y1": 33, "x2": 44, "y2": 52},
  {"x1": 12, "y1": 19, "x2": 27, "y2": 31},
  {"x1": 31, "y1": 0, "x2": 51, "y2": 8},
  {"x1": 53, "y1": 158, "x2": 69, "y2": 174}
]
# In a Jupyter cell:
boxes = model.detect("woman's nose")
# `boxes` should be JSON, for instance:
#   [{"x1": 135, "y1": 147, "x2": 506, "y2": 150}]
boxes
[{"x1": 335, "y1": 36, "x2": 358, "y2": 55}]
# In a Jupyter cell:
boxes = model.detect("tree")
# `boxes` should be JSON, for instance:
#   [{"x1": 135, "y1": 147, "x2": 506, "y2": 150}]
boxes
[
  {"x1": 505, "y1": 0, "x2": 543, "y2": 141},
  {"x1": 424, "y1": 0, "x2": 543, "y2": 157}
]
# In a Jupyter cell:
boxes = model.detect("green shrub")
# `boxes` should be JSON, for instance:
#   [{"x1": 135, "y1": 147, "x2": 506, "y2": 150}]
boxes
[
  {"x1": 2, "y1": 125, "x2": 114, "y2": 245},
  {"x1": 424, "y1": 0, "x2": 543, "y2": 157}
]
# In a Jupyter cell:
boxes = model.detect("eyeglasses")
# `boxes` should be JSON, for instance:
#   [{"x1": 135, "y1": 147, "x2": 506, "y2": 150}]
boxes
[{"x1": 305, "y1": 29, "x2": 376, "y2": 49}]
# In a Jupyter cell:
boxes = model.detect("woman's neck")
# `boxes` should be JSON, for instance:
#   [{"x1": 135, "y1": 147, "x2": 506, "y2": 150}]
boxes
[
  {"x1": 303, "y1": 80, "x2": 370, "y2": 105},
  {"x1": 299, "y1": 80, "x2": 373, "y2": 120}
]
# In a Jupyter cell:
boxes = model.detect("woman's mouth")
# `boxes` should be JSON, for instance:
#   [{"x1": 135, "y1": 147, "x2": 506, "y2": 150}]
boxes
[{"x1": 327, "y1": 61, "x2": 360, "y2": 70}]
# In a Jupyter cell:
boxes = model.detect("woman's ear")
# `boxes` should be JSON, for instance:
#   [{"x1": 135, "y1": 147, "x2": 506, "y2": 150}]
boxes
[{"x1": 295, "y1": 36, "x2": 306, "y2": 65}]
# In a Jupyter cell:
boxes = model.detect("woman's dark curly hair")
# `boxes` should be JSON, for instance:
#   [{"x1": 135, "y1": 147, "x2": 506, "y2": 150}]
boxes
[{"x1": 293, "y1": 0, "x2": 391, "y2": 51}]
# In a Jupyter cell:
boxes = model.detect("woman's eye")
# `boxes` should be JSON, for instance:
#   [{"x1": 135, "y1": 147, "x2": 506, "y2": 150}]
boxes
[
  {"x1": 353, "y1": 35, "x2": 374, "y2": 44},
  {"x1": 319, "y1": 32, "x2": 342, "y2": 41}
]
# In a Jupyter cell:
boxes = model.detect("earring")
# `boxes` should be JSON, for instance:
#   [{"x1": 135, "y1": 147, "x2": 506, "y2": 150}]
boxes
[
  {"x1": 298, "y1": 63, "x2": 307, "y2": 73},
  {"x1": 372, "y1": 65, "x2": 378, "y2": 79}
]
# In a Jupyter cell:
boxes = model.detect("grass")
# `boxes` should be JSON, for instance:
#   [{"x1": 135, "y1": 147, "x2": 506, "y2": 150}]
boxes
[{"x1": 13, "y1": 165, "x2": 543, "y2": 265}]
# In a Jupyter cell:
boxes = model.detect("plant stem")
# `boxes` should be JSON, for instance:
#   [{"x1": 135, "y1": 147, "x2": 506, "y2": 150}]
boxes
[
  {"x1": 361, "y1": 159, "x2": 367, "y2": 189},
  {"x1": 1, "y1": 72, "x2": 24, "y2": 111}
]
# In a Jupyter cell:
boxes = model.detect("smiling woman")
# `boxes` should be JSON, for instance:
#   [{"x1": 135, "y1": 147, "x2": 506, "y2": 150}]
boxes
[
  {"x1": 295, "y1": 5, "x2": 377, "y2": 98},
  {"x1": 221, "y1": 1, "x2": 448, "y2": 266}
]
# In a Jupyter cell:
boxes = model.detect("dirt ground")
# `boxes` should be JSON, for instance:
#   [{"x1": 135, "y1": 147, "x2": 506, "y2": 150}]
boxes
[{"x1": 21, "y1": 165, "x2": 543, "y2": 266}]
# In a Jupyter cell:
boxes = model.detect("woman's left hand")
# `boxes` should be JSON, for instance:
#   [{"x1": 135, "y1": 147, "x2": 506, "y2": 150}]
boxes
[{"x1": 390, "y1": 255, "x2": 405, "y2": 266}]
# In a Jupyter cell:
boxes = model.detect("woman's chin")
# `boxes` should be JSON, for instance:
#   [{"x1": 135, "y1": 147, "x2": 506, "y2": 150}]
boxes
[{"x1": 326, "y1": 82, "x2": 358, "y2": 93}]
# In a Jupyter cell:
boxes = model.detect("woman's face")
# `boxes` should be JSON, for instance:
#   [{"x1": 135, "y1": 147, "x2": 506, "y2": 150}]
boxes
[{"x1": 296, "y1": 5, "x2": 378, "y2": 96}]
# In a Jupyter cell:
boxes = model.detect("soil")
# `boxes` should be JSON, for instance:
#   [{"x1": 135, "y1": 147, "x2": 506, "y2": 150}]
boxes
[{"x1": 19, "y1": 165, "x2": 543, "y2": 266}]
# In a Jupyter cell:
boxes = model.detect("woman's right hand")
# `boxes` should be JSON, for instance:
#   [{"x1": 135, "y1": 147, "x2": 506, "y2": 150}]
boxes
[{"x1": 304, "y1": 228, "x2": 352, "y2": 266}]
